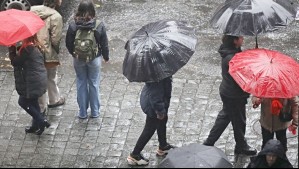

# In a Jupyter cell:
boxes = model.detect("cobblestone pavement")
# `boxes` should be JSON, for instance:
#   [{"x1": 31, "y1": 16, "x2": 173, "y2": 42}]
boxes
[{"x1": 0, "y1": 0, "x2": 298, "y2": 168}]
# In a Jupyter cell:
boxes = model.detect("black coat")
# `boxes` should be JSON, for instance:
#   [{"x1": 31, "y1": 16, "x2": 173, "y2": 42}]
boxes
[
  {"x1": 65, "y1": 18, "x2": 109, "y2": 61},
  {"x1": 247, "y1": 139, "x2": 293, "y2": 168},
  {"x1": 9, "y1": 45, "x2": 47, "y2": 98},
  {"x1": 140, "y1": 76, "x2": 172, "y2": 118},
  {"x1": 218, "y1": 44, "x2": 249, "y2": 98}
]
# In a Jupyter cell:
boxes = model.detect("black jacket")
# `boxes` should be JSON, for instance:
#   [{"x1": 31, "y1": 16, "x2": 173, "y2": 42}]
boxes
[
  {"x1": 247, "y1": 139, "x2": 293, "y2": 168},
  {"x1": 218, "y1": 44, "x2": 249, "y2": 98},
  {"x1": 9, "y1": 45, "x2": 47, "y2": 98},
  {"x1": 65, "y1": 18, "x2": 109, "y2": 61},
  {"x1": 140, "y1": 76, "x2": 172, "y2": 118}
]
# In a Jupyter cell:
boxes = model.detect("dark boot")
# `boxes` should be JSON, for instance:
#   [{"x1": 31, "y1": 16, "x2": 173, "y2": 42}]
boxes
[
  {"x1": 35, "y1": 120, "x2": 51, "y2": 135},
  {"x1": 234, "y1": 144, "x2": 257, "y2": 155}
]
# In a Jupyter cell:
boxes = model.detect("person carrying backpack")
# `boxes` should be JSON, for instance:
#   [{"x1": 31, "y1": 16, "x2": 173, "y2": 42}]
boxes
[{"x1": 65, "y1": 0, "x2": 109, "y2": 119}]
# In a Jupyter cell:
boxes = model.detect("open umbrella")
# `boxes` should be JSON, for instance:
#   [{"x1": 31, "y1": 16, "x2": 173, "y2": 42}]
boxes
[
  {"x1": 0, "y1": 9, "x2": 45, "y2": 46},
  {"x1": 229, "y1": 48, "x2": 299, "y2": 98},
  {"x1": 210, "y1": 0, "x2": 296, "y2": 48},
  {"x1": 122, "y1": 20, "x2": 197, "y2": 82},
  {"x1": 158, "y1": 143, "x2": 233, "y2": 168}
]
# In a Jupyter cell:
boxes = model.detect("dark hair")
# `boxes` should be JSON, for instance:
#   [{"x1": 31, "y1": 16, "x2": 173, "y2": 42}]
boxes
[
  {"x1": 75, "y1": 0, "x2": 96, "y2": 22},
  {"x1": 43, "y1": 0, "x2": 60, "y2": 8},
  {"x1": 222, "y1": 35, "x2": 240, "y2": 49}
]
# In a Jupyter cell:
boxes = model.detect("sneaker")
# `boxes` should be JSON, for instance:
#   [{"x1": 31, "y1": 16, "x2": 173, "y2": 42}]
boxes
[
  {"x1": 48, "y1": 97, "x2": 65, "y2": 108},
  {"x1": 156, "y1": 143, "x2": 177, "y2": 156},
  {"x1": 127, "y1": 153, "x2": 149, "y2": 166}
]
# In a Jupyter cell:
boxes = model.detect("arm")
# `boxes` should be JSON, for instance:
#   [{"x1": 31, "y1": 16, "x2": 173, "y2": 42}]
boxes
[
  {"x1": 290, "y1": 96, "x2": 298, "y2": 127},
  {"x1": 8, "y1": 46, "x2": 26, "y2": 66},
  {"x1": 95, "y1": 23, "x2": 109, "y2": 62},
  {"x1": 65, "y1": 22, "x2": 77, "y2": 56},
  {"x1": 50, "y1": 14, "x2": 63, "y2": 54}
]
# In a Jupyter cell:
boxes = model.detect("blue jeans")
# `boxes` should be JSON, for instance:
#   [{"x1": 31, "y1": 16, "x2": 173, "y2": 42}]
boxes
[{"x1": 73, "y1": 57, "x2": 101, "y2": 118}]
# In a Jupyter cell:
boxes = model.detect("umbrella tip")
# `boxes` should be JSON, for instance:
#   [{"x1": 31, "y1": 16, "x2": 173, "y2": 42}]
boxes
[{"x1": 145, "y1": 31, "x2": 149, "y2": 36}]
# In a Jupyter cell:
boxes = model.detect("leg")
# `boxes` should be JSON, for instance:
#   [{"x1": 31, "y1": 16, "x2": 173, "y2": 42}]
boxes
[
  {"x1": 47, "y1": 66, "x2": 62, "y2": 105},
  {"x1": 204, "y1": 95, "x2": 231, "y2": 146},
  {"x1": 132, "y1": 115, "x2": 158, "y2": 155},
  {"x1": 275, "y1": 129, "x2": 287, "y2": 151},
  {"x1": 74, "y1": 58, "x2": 89, "y2": 118},
  {"x1": 18, "y1": 96, "x2": 45, "y2": 129},
  {"x1": 157, "y1": 115, "x2": 168, "y2": 147},
  {"x1": 261, "y1": 126, "x2": 274, "y2": 150},
  {"x1": 228, "y1": 97, "x2": 247, "y2": 148},
  {"x1": 87, "y1": 57, "x2": 101, "y2": 117}
]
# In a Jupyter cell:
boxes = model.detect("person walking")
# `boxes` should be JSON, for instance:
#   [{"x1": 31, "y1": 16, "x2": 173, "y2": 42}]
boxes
[
  {"x1": 203, "y1": 35, "x2": 257, "y2": 155},
  {"x1": 31, "y1": 0, "x2": 65, "y2": 114},
  {"x1": 8, "y1": 35, "x2": 50, "y2": 135},
  {"x1": 127, "y1": 76, "x2": 176, "y2": 166},
  {"x1": 247, "y1": 139, "x2": 293, "y2": 168},
  {"x1": 252, "y1": 96, "x2": 298, "y2": 152},
  {"x1": 65, "y1": 0, "x2": 109, "y2": 119}
]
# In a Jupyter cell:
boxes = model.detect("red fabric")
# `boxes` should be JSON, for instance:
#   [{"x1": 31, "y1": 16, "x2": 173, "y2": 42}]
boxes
[
  {"x1": 271, "y1": 99, "x2": 283, "y2": 116},
  {"x1": 0, "y1": 9, "x2": 45, "y2": 46},
  {"x1": 229, "y1": 48, "x2": 299, "y2": 98}
]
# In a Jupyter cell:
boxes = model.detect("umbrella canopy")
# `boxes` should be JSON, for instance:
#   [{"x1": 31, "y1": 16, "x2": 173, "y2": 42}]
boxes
[
  {"x1": 122, "y1": 20, "x2": 197, "y2": 82},
  {"x1": 210, "y1": 0, "x2": 296, "y2": 48},
  {"x1": 158, "y1": 143, "x2": 233, "y2": 168},
  {"x1": 229, "y1": 48, "x2": 299, "y2": 98},
  {"x1": 0, "y1": 9, "x2": 45, "y2": 46}
]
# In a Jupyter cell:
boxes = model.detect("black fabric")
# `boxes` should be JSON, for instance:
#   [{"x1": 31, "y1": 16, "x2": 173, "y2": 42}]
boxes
[
  {"x1": 218, "y1": 44, "x2": 250, "y2": 99},
  {"x1": 279, "y1": 100, "x2": 292, "y2": 122},
  {"x1": 18, "y1": 96, "x2": 45, "y2": 128},
  {"x1": 247, "y1": 139, "x2": 293, "y2": 168},
  {"x1": 262, "y1": 127, "x2": 287, "y2": 152},
  {"x1": 205, "y1": 93, "x2": 248, "y2": 148},
  {"x1": 65, "y1": 19, "x2": 109, "y2": 61},
  {"x1": 140, "y1": 76, "x2": 172, "y2": 118},
  {"x1": 132, "y1": 115, "x2": 168, "y2": 155},
  {"x1": 9, "y1": 45, "x2": 47, "y2": 98}
]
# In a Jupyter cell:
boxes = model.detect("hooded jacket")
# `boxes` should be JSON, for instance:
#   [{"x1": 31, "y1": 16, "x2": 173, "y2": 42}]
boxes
[
  {"x1": 31, "y1": 5, "x2": 63, "y2": 66},
  {"x1": 247, "y1": 139, "x2": 293, "y2": 168},
  {"x1": 218, "y1": 44, "x2": 249, "y2": 98},
  {"x1": 65, "y1": 18, "x2": 109, "y2": 61},
  {"x1": 9, "y1": 45, "x2": 47, "y2": 98},
  {"x1": 140, "y1": 76, "x2": 172, "y2": 118}
]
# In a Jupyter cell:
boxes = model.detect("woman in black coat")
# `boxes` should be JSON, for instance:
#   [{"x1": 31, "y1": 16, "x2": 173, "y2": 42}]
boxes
[
  {"x1": 9, "y1": 35, "x2": 50, "y2": 135},
  {"x1": 247, "y1": 139, "x2": 293, "y2": 168},
  {"x1": 127, "y1": 76, "x2": 176, "y2": 166}
]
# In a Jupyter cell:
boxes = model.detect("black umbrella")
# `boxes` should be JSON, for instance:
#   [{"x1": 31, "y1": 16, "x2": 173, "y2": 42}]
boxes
[
  {"x1": 158, "y1": 143, "x2": 233, "y2": 168},
  {"x1": 123, "y1": 20, "x2": 197, "y2": 82},
  {"x1": 210, "y1": 0, "x2": 296, "y2": 48}
]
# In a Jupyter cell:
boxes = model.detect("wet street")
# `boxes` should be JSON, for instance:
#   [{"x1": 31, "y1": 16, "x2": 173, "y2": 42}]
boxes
[{"x1": 0, "y1": 0, "x2": 298, "y2": 167}]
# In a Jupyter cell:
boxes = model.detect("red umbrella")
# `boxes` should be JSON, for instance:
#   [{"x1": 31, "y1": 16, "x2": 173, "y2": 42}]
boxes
[
  {"x1": 0, "y1": 9, "x2": 45, "y2": 46},
  {"x1": 229, "y1": 48, "x2": 299, "y2": 98}
]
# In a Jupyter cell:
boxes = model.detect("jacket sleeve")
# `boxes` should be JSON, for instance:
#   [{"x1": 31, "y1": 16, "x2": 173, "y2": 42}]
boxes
[
  {"x1": 291, "y1": 96, "x2": 298, "y2": 126},
  {"x1": 65, "y1": 22, "x2": 77, "y2": 56},
  {"x1": 146, "y1": 82, "x2": 166, "y2": 116},
  {"x1": 95, "y1": 22, "x2": 109, "y2": 61},
  {"x1": 8, "y1": 46, "x2": 25, "y2": 66},
  {"x1": 50, "y1": 13, "x2": 63, "y2": 54}
]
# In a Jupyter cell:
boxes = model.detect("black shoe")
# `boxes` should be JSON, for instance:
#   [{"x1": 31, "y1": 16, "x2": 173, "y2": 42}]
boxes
[
  {"x1": 48, "y1": 97, "x2": 65, "y2": 108},
  {"x1": 203, "y1": 140, "x2": 214, "y2": 146},
  {"x1": 235, "y1": 145, "x2": 257, "y2": 155},
  {"x1": 156, "y1": 143, "x2": 177, "y2": 156},
  {"x1": 35, "y1": 120, "x2": 51, "y2": 135},
  {"x1": 25, "y1": 126, "x2": 38, "y2": 133}
]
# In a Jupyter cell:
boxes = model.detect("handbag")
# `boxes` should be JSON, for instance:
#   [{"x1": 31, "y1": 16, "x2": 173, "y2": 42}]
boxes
[{"x1": 279, "y1": 99, "x2": 293, "y2": 122}]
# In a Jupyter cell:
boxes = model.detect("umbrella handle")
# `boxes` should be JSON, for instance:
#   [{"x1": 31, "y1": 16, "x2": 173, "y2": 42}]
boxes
[{"x1": 255, "y1": 36, "x2": 258, "y2": 49}]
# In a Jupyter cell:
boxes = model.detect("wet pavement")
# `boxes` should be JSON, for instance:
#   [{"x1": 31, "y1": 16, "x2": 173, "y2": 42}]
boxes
[{"x1": 0, "y1": 0, "x2": 298, "y2": 168}]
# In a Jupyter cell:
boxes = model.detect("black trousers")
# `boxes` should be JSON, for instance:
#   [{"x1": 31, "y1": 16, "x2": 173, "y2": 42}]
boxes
[
  {"x1": 132, "y1": 115, "x2": 168, "y2": 155},
  {"x1": 18, "y1": 96, "x2": 44, "y2": 128},
  {"x1": 261, "y1": 126, "x2": 287, "y2": 151},
  {"x1": 205, "y1": 94, "x2": 248, "y2": 148}
]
